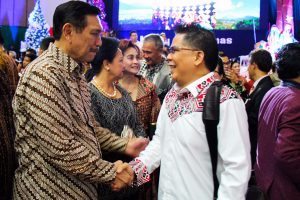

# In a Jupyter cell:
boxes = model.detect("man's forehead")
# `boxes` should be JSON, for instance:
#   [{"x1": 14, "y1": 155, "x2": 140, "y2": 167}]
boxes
[
  {"x1": 86, "y1": 15, "x2": 102, "y2": 31},
  {"x1": 172, "y1": 34, "x2": 185, "y2": 45},
  {"x1": 143, "y1": 41, "x2": 156, "y2": 48}
]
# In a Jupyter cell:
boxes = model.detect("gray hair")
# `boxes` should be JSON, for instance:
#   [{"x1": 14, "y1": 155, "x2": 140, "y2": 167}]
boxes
[{"x1": 143, "y1": 34, "x2": 163, "y2": 51}]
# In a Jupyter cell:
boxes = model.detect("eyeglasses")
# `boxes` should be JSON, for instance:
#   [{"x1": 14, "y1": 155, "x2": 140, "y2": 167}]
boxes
[{"x1": 168, "y1": 46, "x2": 200, "y2": 54}]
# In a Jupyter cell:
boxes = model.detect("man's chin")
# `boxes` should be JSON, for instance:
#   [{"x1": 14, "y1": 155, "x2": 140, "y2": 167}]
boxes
[
  {"x1": 146, "y1": 61, "x2": 153, "y2": 66},
  {"x1": 85, "y1": 55, "x2": 96, "y2": 63}
]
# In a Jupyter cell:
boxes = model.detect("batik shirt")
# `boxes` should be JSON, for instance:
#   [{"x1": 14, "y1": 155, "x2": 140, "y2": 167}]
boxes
[
  {"x1": 139, "y1": 58, "x2": 172, "y2": 99},
  {"x1": 13, "y1": 43, "x2": 128, "y2": 200}
]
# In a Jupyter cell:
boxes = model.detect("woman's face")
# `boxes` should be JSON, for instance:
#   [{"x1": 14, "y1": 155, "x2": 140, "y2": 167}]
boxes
[
  {"x1": 108, "y1": 49, "x2": 124, "y2": 80},
  {"x1": 231, "y1": 62, "x2": 240, "y2": 75},
  {"x1": 22, "y1": 56, "x2": 32, "y2": 68},
  {"x1": 123, "y1": 47, "x2": 140, "y2": 75}
]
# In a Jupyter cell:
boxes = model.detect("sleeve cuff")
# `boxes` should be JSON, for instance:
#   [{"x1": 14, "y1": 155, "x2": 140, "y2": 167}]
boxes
[{"x1": 129, "y1": 158, "x2": 151, "y2": 186}]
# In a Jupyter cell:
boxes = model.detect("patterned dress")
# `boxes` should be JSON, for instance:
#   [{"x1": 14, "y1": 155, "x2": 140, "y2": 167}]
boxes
[
  {"x1": 12, "y1": 43, "x2": 128, "y2": 200},
  {"x1": 89, "y1": 83, "x2": 146, "y2": 200},
  {"x1": 134, "y1": 76, "x2": 161, "y2": 138},
  {"x1": 119, "y1": 76, "x2": 161, "y2": 200}
]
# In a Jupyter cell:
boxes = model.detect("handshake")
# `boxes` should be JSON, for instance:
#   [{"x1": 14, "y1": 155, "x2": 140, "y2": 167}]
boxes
[
  {"x1": 110, "y1": 137, "x2": 150, "y2": 191},
  {"x1": 110, "y1": 160, "x2": 135, "y2": 191}
]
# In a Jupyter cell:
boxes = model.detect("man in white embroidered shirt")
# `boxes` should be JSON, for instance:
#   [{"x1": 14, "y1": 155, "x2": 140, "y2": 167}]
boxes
[{"x1": 130, "y1": 23, "x2": 251, "y2": 200}]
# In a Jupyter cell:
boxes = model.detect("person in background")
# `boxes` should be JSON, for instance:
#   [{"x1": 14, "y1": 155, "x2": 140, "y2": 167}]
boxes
[
  {"x1": 86, "y1": 37, "x2": 147, "y2": 200},
  {"x1": 12, "y1": 1, "x2": 148, "y2": 199},
  {"x1": 229, "y1": 59, "x2": 247, "y2": 97},
  {"x1": 38, "y1": 36, "x2": 55, "y2": 56},
  {"x1": 255, "y1": 42, "x2": 300, "y2": 200},
  {"x1": 0, "y1": 30, "x2": 18, "y2": 200},
  {"x1": 8, "y1": 50, "x2": 17, "y2": 60},
  {"x1": 160, "y1": 32, "x2": 169, "y2": 46},
  {"x1": 118, "y1": 39, "x2": 161, "y2": 200},
  {"x1": 118, "y1": 39, "x2": 161, "y2": 139},
  {"x1": 139, "y1": 34, "x2": 172, "y2": 102},
  {"x1": 130, "y1": 23, "x2": 251, "y2": 200},
  {"x1": 17, "y1": 52, "x2": 37, "y2": 77},
  {"x1": 25, "y1": 48, "x2": 37, "y2": 57},
  {"x1": 219, "y1": 51, "x2": 231, "y2": 74},
  {"x1": 245, "y1": 49, "x2": 274, "y2": 170},
  {"x1": 214, "y1": 56, "x2": 225, "y2": 80},
  {"x1": 129, "y1": 30, "x2": 141, "y2": 48},
  {"x1": 269, "y1": 63, "x2": 281, "y2": 86}
]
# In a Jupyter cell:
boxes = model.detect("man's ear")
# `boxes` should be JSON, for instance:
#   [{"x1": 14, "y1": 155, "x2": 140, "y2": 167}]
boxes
[
  {"x1": 194, "y1": 51, "x2": 204, "y2": 66},
  {"x1": 252, "y1": 62, "x2": 258, "y2": 70},
  {"x1": 62, "y1": 23, "x2": 73, "y2": 41}
]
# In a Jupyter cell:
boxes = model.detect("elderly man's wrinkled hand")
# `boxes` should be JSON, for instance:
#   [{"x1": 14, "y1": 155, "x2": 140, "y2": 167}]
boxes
[{"x1": 110, "y1": 161, "x2": 134, "y2": 191}]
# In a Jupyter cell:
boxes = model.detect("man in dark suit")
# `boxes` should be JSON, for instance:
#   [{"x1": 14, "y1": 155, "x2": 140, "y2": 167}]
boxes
[
  {"x1": 255, "y1": 42, "x2": 300, "y2": 200},
  {"x1": 246, "y1": 49, "x2": 274, "y2": 168}
]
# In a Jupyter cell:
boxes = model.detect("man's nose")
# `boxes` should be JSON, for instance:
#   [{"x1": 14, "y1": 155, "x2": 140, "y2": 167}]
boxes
[
  {"x1": 96, "y1": 36, "x2": 102, "y2": 47},
  {"x1": 166, "y1": 53, "x2": 172, "y2": 61}
]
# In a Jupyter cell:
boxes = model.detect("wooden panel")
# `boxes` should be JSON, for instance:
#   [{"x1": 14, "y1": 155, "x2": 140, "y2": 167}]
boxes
[
  {"x1": 0, "y1": 0, "x2": 14, "y2": 25},
  {"x1": 13, "y1": 0, "x2": 27, "y2": 26}
]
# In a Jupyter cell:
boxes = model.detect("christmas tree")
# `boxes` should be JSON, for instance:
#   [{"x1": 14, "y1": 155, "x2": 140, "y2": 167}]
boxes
[{"x1": 25, "y1": 0, "x2": 50, "y2": 51}]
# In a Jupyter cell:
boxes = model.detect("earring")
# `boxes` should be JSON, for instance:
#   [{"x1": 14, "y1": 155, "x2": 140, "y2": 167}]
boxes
[{"x1": 106, "y1": 67, "x2": 110, "y2": 71}]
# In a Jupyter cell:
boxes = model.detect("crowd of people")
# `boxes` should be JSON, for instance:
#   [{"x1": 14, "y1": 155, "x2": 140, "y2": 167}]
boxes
[{"x1": 0, "y1": 1, "x2": 299, "y2": 200}]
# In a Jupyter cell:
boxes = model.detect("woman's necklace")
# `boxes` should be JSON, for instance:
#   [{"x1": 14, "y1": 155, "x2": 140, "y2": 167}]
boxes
[{"x1": 93, "y1": 78, "x2": 117, "y2": 98}]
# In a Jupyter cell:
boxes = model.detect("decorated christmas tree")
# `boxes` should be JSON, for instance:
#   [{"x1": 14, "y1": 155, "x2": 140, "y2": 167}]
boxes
[{"x1": 25, "y1": 0, "x2": 50, "y2": 51}]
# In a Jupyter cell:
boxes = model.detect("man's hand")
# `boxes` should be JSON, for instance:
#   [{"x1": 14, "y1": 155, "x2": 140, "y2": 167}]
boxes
[
  {"x1": 125, "y1": 137, "x2": 149, "y2": 157},
  {"x1": 111, "y1": 161, "x2": 134, "y2": 191},
  {"x1": 225, "y1": 69, "x2": 238, "y2": 83}
]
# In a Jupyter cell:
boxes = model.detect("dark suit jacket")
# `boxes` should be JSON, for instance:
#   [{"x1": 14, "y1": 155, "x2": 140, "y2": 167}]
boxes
[{"x1": 245, "y1": 76, "x2": 274, "y2": 166}]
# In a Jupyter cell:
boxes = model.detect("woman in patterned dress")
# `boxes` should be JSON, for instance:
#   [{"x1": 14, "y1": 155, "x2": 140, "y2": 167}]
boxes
[
  {"x1": 118, "y1": 39, "x2": 161, "y2": 200},
  {"x1": 118, "y1": 39, "x2": 161, "y2": 140}
]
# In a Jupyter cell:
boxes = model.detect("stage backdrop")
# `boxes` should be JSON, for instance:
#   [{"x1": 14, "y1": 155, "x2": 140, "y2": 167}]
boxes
[{"x1": 114, "y1": 0, "x2": 269, "y2": 58}]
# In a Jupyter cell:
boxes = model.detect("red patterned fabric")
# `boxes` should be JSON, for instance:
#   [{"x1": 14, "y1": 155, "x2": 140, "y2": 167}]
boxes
[
  {"x1": 165, "y1": 74, "x2": 240, "y2": 122},
  {"x1": 135, "y1": 76, "x2": 161, "y2": 132},
  {"x1": 129, "y1": 158, "x2": 151, "y2": 186}
]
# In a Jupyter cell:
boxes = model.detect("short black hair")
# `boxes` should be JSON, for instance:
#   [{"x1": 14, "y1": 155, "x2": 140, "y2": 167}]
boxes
[
  {"x1": 249, "y1": 49, "x2": 272, "y2": 73},
  {"x1": 230, "y1": 58, "x2": 240, "y2": 69},
  {"x1": 275, "y1": 42, "x2": 300, "y2": 80},
  {"x1": 217, "y1": 57, "x2": 224, "y2": 76},
  {"x1": 0, "y1": 31, "x2": 4, "y2": 45},
  {"x1": 53, "y1": 1, "x2": 100, "y2": 40},
  {"x1": 40, "y1": 37, "x2": 55, "y2": 51},
  {"x1": 24, "y1": 53, "x2": 37, "y2": 62},
  {"x1": 130, "y1": 30, "x2": 137, "y2": 36},
  {"x1": 26, "y1": 48, "x2": 37, "y2": 56},
  {"x1": 85, "y1": 37, "x2": 120, "y2": 82},
  {"x1": 175, "y1": 23, "x2": 218, "y2": 72},
  {"x1": 143, "y1": 34, "x2": 163, "y2": 51}
]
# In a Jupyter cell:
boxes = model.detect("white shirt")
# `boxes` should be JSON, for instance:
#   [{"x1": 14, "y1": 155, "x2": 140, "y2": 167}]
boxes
[
  {"x1": 253, "y1": 75, "x2": 268, "y2": 88},
  {"x1": 132, "y1": 73, "x2": 251, "y2": 200}
]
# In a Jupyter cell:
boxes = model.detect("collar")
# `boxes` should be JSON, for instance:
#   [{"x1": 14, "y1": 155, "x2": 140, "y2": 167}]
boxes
[
  {"x1": 174, "y1": 72, "x2": 215, "y2": 98},
  {"x1": 253, "y1": 75, "x2": 268, "y2": 88},
  {"x1": 282, "y1": 80, "x2": 300, "y2": 89},
  {"x1": 142, "y1": 57, "x2": 166, "y2": 71},
  {"x1": 48, "y1": 43, "x2": 84, "y2": 76}
]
